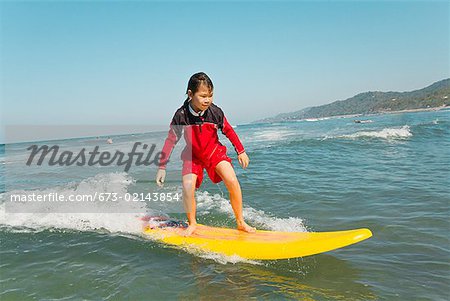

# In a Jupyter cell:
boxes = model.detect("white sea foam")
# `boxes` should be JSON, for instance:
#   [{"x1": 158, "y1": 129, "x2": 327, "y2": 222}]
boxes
[
  {"x1": 195, "y1": 191, "x2": 307, "y2": 232},
  {"x1": 195, "y1": 251, "x2": 262, "y2": 265},
  {"x1": 250, "y1": 128, "x2": 296, "y2": 142},
  {"x1": 338, "y1": 125, "x2": 412, "y2": 140},
  {"x1": 173, "y1": 242, "x2": 262, "y2": 264},
  {"x1": 0, "y1": 174, "x2": 305, "y2": 264},
  {"x1": 0, "y1": 172, "x2": 147, "y2": 235},
  {"x1": 0, "y1": 173, "x2": 308, "y2": 235}
]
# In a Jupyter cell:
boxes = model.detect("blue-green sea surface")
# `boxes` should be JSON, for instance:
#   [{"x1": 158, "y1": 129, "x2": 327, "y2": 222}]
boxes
[{"x1": 1, "y1": 110, "x2": 449, "y2": 300}]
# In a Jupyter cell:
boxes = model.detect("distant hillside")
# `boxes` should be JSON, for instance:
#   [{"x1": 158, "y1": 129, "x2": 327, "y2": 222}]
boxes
[{"x1": 255, "y1": 79, "x2": 450, "y2": 123}]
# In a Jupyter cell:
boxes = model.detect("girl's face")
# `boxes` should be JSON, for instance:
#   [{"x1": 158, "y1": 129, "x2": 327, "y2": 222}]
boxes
[{"x1": 188, "y1": 83, "x2": 213, "y2": 112}]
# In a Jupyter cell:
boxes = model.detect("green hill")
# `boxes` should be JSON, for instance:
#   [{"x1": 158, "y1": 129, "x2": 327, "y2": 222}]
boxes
[{"x1": 255, "y1": 79, "x2": 450, "y2": 123}]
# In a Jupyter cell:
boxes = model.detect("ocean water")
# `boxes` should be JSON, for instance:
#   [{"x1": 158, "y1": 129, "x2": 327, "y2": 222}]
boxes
[{"x1": 0, "y1": 110, "x2": 449, "y2": 300}]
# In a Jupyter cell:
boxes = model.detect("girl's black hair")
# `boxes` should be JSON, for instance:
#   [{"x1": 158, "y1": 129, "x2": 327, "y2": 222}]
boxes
[{"x1": 183, "y1": 72, "x2": 214, "y2": 105}]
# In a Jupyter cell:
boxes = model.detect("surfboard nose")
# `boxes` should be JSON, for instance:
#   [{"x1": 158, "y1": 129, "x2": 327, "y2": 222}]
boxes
[{"x1": 352, "y1": 228, "x2": 373, "y2": 243}]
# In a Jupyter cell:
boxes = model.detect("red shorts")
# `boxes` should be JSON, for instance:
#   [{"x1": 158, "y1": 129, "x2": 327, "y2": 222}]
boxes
[{"x1": 182, "y1": 145, "x2": 232, "y2": 189}]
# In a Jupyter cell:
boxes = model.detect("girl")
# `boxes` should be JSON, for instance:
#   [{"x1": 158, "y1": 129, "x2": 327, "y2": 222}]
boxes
[{"x1": 155, "y1": 72, "x2": 255, "y2": 236}]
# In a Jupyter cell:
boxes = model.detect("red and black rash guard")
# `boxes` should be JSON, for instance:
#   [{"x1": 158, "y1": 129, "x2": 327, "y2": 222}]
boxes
[{"x1": 158, "y1": 102, "x2": 245, "y2": 169}]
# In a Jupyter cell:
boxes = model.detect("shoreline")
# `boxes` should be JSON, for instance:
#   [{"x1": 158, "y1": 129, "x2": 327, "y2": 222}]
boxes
[
  {"x1": 254, "y1": 105, "x2": 449, "y2": 124},
  {"x1": 366, "y1": 105, "x2": 449, "y2": 116},
  {"x1": 325, "y1": 105, "x2": 449, "y2": 120}
]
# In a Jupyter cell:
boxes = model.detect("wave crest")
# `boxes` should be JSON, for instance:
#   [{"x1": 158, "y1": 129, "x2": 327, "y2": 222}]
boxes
[
  {"x1": 196, "y1": 191, "x2": 307, "y2": 232},
  {"x1": 339, "y1": 125, "x2": 412, "y2": 140},
  {"x1": 0, "y1": 172, "x2": 145, "y2": 235}
]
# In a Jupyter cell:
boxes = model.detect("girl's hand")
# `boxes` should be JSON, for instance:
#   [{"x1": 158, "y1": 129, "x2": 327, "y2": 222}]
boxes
[
  {"x1": 156, "y1": 169, "x2": 166, "y2": 187},
  {"x1": 238, "y1": 152, "x2": 250, "y2": 169}
]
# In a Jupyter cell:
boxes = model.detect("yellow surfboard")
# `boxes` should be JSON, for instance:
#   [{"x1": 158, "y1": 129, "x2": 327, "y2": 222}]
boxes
[{"x1": 142, "y1": 219, "x2": 372, "y2": 260}]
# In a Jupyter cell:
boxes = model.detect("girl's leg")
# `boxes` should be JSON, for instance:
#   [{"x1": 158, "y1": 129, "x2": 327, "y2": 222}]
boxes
[
  {"x1": 182, "y1": 173, "x2": 198, "y2": 236},
  {"x1": 214, "y1": 161, "x2": 255, "y2": 232}
]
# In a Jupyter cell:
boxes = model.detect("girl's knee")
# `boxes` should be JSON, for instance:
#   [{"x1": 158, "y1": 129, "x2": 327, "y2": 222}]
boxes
[
  {"x1": 223, "y1": 175, "x2": 240, "y2": 189},
  {"x1": 182, "y1": 174, "x2": 197, "y2": 192}
]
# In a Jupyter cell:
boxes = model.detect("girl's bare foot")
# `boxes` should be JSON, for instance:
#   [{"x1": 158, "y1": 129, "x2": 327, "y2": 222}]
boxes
[
  {"x1": 183, "y1": 223, "x2": 197, "y2": 237},
  {"x1": 237, "y1": 221, "x2": 256, "y2": 233}
]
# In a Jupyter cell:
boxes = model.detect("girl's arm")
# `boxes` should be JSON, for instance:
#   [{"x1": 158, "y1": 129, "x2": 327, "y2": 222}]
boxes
[
  {"x1": 156, "y1": 117, "x2": 182, "y2": 187},
  {"x1": 221, "y1": 116, "x2": 245, "y2": 155},
  {"x1": 220, "y1": 114, "x2": 249, "y2": 169},
  {"x1": 158, "y1": 117, "x2": 183, "y2": 169}
]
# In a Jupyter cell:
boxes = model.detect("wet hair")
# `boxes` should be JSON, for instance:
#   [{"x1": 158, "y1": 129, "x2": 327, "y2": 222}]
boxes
[{"x1": 183, "y1": 72, "x2": 214, "y2": 105}]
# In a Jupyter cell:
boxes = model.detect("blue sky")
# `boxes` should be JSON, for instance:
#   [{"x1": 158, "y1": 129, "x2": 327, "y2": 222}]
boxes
[{"x1": 0, "y1": 0, "x2": 448, "y2": 141}]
